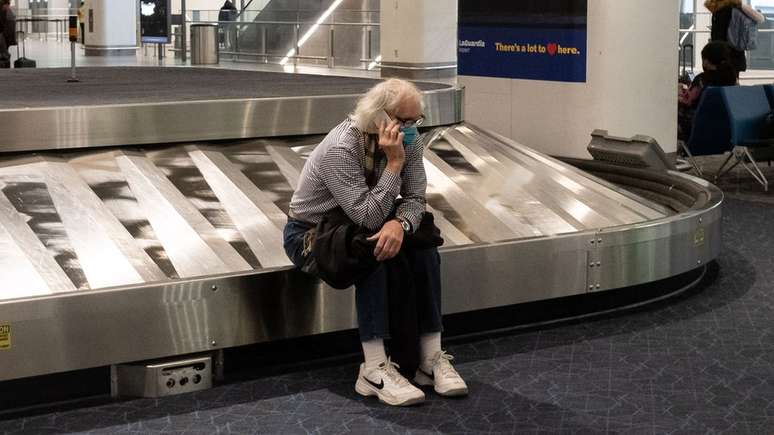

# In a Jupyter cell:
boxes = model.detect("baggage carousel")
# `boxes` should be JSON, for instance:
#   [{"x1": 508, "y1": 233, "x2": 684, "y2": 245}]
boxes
[{"x1": 0, "y1": 68, "x2": 721, "y2": 382}]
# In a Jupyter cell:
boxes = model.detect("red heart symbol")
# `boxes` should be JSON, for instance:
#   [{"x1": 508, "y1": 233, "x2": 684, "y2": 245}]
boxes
[{"x1": 547, "y1": 43, "x2": 557, "y2": 56}]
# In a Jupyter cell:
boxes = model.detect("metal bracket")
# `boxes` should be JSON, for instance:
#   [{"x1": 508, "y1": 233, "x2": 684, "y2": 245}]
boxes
[{"x1": 586, "y1": 231, "x2": 603, "y2": 292}]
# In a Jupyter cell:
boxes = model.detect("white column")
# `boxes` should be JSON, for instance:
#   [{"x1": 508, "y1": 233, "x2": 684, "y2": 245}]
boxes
[
  {"x1": 379, "y1": 0, "x2": 457, "y2": 79},
  {"x1": 460, "y1": 0, "x2": 680, "y2": 158},
  {"x1": 694, "y1": 0, "x2": 711, "y2": 71},
  {"x1": 84, "y1": 0, "x2": 138, "y2": 56}
]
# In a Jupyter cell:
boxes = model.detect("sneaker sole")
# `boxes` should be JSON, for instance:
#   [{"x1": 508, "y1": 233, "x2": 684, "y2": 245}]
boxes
[
  {"x1": 435, "y1": 385, "x2": 468, "y2": 397},
  {"x1": 414, "y1": 372, "x2": 468, "y2": 397},
  {"x1": 355, "y1": 379, "x2": 424, "y2": 406}
]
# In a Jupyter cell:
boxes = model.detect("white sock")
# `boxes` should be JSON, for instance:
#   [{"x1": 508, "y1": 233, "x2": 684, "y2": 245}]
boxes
[
  {"x1": 361, "y1": 339, "x2": 387, "y2": 370},
  {"x1": 420, "y1": 332, "x2": 442, "y2": 370}
]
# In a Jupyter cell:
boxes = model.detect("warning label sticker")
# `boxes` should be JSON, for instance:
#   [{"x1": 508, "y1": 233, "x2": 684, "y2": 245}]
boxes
[
  {"x1": 694, "y1": 227, "x2": 706, "y2": 247},
  {"x1": 0, "y1": 324, "x2": 10, "y2": 350}
]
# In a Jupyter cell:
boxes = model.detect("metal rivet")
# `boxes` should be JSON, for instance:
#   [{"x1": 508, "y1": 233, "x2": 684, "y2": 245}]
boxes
[
  {"x1": 211, "y1": 340, "x2": 217, "y2": 347},
  {"x1": 211, "y1": 285, "x2": 218, "y2": 292},
  {"x1": 699, "y1": 218, "x2": 703, "y2": 224},
  {"x1": 596, "y1": 262, "x2": 601, "y2": 267},
  {"x1": 697, "y1": 260, "x2": 702, "y2": 265},
  {"x1": 589, "y1": 263, "x2": 595, "y2": 268},
  {"x1": 597, "y1": 239, "x2": 602, "y2": 244},
  {"x1": 589, "y1": 285, "x2": 594, "y2": 290},
  {"x1": 590, "y1": 240, "x2": 595, "y2": 245},
  {"x1": 596, "y1": 284, "x2": 601, "y2": 289}
]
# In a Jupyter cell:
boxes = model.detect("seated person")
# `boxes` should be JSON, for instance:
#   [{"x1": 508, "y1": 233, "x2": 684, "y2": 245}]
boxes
[
  {"x1": 283, "y1": 78, "x2": 468, "y2": 407},
  {"x1": 678, "y1": 41, "x2": 738, "y2": 143}
]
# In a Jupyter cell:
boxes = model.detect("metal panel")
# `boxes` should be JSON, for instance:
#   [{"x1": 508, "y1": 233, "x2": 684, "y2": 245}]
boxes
[
  {"x1": 0, "y1": 87, "x2": 464, "y2": 153},
  {"x1": 0, "y1": 196, "x2": 721, "y2": 381},
  {"x1": 594, "y1": 210, "x2": 722, "y2": 291}
]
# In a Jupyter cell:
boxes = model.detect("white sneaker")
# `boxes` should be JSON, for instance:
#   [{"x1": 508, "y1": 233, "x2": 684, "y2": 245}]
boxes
[
  {"x1": 355, "y1": 358, "x2": 425, "y2": 406},
  {"x1": 414, "y1": 351, "x2": 468, "y2": 397}
]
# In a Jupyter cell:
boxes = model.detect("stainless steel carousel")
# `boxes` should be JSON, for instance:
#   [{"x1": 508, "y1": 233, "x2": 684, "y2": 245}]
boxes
[{"x1": 0, "y1": 68, "x2": 721, "y2": 382}]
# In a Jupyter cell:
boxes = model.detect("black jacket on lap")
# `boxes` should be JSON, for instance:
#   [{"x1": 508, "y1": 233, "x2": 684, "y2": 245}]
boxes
[
  {"x1": 305, "y1": 208, "x2": 443, "y2": 290},
  {"x1": 299, "y1": 208, "x2": 444, "y2": 376}
]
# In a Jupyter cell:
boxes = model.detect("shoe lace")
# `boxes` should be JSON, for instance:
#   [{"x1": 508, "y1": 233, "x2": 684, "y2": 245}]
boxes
[
  {"x1": 380, "y1": 358, "x2": 409, "y2": 387},
  {"x1": 435, "y1": 351, "x2": 459, "y2": 379}
]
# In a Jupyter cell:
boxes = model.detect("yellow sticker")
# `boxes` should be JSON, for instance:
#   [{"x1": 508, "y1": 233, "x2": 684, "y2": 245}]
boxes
[
  {"x1": 0, "y1": 324, "x2": 9, "y2": 350},
  {"x1": 694, "y1": 227, "x2": 706, "y2": 247}
]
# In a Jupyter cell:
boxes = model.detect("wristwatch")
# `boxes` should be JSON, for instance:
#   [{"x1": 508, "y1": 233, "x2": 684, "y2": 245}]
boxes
[{"x1": 396, "y1": 217, "x2": 411, "y2": 233}]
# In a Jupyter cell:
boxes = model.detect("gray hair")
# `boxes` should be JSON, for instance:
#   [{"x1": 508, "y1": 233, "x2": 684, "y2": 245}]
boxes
[{"x1": 350, "y1": 78, "x2": 425, "y2": 132}]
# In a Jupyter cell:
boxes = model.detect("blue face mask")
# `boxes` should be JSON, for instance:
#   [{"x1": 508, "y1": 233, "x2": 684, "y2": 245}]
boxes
[{"x1": 400, "y1": 125, "x2": 418, "y2": 146}]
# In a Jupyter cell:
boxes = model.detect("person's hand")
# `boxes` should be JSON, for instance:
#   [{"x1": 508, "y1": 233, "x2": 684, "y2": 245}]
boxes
[
  {"x1": 378, "y1": 119, "x2": 405, "y2": 173},
  {"x1": 367, "y1": 219, "x2": 404, "y2": 261},
  {"x1": 678, "y1": 85, "x2": 690, "y2": 105}
]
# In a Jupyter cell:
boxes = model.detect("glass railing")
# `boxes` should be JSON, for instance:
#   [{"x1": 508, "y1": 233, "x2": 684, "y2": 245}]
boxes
[
  {"x1": 13, "y1": 8, "x2": 75, "y2": 41},
  {"x1": 176, "y1": 7, "x2": 380, "y2": 70}
]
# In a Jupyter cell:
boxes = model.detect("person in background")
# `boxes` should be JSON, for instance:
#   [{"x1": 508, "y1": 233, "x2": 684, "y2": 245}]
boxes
[
  {"x1": 700, "y1": 40, "x2": 740, "y2": 86},
  {"x1": 78, "y1": 1, "x2": 86, "y2": 44},
  {"x1": 0, "y1": 0, "x2": 15, "y2": 69},
  {"x1": 283, "y1": 78, "x2": 468, "y2": 407},
  {"x1": 705, "y1": 0, "x2": 765, "y2": 76},
  {"x1": 678, "y1": 41, "x2": 738, "y2": 143},
  {"x1": 218, "y1": 0, "x2": 237, "y2": 51}
]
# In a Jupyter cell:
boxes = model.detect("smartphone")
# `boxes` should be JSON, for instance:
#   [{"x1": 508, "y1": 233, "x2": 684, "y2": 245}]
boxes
[{"x1": 367, "y1": 110, "x2": 392, "y2": 134}]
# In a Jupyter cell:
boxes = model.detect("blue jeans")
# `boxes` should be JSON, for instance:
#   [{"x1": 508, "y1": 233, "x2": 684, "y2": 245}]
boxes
[{"x1": 283, "y1": 218, "x2": 443, "y2": 341}]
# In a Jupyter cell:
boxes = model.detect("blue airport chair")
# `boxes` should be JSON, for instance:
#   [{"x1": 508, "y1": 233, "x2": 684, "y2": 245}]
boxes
[
  {"x1": 764, "y1": 84, "x2": 774, "y2": 108},
  {"x1": 681, "y1": 87, "x2": 732, "y2": 177},
  {"x1": 719, "y1": 85, "x2": 774, "y2": 191}
]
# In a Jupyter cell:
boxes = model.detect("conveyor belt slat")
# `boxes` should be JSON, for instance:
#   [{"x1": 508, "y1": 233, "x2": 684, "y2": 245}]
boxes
[
  {"x1": 423, "y1": 153, "x2": 521, "y2": 242},
  {"x1": 188, "y1": 147, "x2": 292, "y2": 269},
  {"x1": 441, "y1": 131, "x2": 577, "y2": 236},
  {"x1": 265, "y1": 146, "x2": 307, "y2": 191},
  {"x1": 116, "y1": 153, "x2": 252, "y2": 277},
  {"x1": 0, "y1": 193, "x2": 76, "y2": 299}
]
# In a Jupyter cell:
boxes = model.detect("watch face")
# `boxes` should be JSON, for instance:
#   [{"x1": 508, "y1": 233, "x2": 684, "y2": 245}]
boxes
[{"x1": 401, "y1": 220, "x2": 410, "y2": 232}]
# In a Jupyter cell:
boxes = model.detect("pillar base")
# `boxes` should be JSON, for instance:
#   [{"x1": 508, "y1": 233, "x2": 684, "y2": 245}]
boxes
[
  {"x1": 380, "y1": 62, "x2": 457, "y2": 80},
  {"x1": 84, "y1": 46, "x2": 139, "y2": 57}
]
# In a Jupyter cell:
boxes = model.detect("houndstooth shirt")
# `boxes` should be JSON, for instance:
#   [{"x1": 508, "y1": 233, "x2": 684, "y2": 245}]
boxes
[{"x1": 289, "y1": 118, "x2": 426, "y2": 231}]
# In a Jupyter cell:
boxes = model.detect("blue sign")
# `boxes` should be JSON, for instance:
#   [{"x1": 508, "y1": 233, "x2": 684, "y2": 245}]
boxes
[
  {"x1": 458, "y1": 26, "x2": 587, "y2": 83},
  {"x1": 458, "y1": 0, "x2": 587, "y2": 83}
]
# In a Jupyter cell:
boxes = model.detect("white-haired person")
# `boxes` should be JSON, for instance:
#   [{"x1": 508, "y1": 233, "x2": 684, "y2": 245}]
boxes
[{"x1": 283, "y1": 78, "x2": 468, "y2": 406}]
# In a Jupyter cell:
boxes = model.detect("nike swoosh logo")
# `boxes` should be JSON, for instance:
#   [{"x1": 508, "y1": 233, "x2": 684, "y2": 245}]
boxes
[{"x1": 366, "y1": 377, "x2": 384, "y2": 390}]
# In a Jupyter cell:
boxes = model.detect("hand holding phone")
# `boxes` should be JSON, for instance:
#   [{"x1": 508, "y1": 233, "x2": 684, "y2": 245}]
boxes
[{"x1": 375, "y1": 110, "x2": 405, "y2": 171}]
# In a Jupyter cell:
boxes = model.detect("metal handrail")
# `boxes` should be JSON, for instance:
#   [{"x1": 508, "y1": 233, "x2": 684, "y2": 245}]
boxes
[
  {"x1": 181, "y1": 7, "x2": 381, "y2": 70},
  {"x1": 679, "y1": 28, "x2": 774, "y2": 33},
  {"x1": 191, "y1": 19, "x2": 380, "y2": 27}
]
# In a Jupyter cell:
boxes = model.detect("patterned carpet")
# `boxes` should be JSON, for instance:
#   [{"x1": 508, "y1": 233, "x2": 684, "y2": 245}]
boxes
[{"x1": 2, "y1": 166, "x2": 774, "y2": 433}]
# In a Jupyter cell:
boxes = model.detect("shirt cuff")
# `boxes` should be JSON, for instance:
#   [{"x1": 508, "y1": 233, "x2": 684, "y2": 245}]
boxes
[{"x1": 397, "y1": 212, "x2": 422, "y2": 233}]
